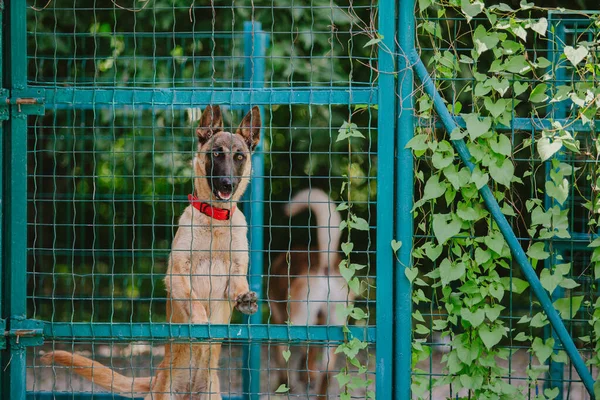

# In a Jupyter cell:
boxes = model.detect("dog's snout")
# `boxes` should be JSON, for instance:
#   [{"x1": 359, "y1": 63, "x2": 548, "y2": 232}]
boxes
[{"x1": 219, "y1": 177, "x2": 233, "y2": 191}]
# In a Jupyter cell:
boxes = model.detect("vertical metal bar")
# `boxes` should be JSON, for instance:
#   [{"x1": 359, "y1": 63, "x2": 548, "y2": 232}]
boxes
[
  {"x1": 396, "y1": 0, "x2": 414, "y2": 397},
  {"x1": 410, "y1": 52, "x2": 596, "y2": 398},
  {"x1": 2, "y1": 1, "x2": 29, "y2": 399},
  {"x1": 241, "y1": 20, "x2": 266, "y2": 400},
  {"x1": 0, "y1": 2, "x2": 4, "y2": 397},
  {"x1": 376, "y1": 0, "x2": 396, "y2": 398},
  {"x1": 545, "y1": 15, "x2": 566, "y2": 396}
]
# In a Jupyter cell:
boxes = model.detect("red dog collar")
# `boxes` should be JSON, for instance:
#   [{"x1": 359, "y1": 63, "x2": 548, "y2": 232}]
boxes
[{"x1": 188, "y1": 194, "x2": 235, "y2": 221}]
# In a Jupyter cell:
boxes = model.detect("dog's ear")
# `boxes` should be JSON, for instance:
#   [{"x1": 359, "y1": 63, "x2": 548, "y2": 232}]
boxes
[
  {"x1": 196, "y1": 105, "x2": 223, "y2": 144},
  {"x1": 235, "y1": 106, "x2": 261, "y2": 151}
]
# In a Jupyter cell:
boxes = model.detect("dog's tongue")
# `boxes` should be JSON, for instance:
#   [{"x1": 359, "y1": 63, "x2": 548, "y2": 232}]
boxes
[{"x1": 218, "y1": 191, "x2": 232, "y2": 201}]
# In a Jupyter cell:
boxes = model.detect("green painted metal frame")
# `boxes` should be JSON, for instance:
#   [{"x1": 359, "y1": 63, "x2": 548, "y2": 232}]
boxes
[
  {"x1": 376, "y1": 0, "x2": 396, "y2": 398},
  {"x1": 395, "y1": 0, "x2": 415, "y2": 397},
  {"x1": 240, "y1": 21, "x2": 267, "y2": 400},
  {"x1": 545, "y1": 13, "x2": 568, "y2": 397},
  {"x1": 42, "y1": 323, "x2": 375, "y2": 342},
  {"x1": 43, "y1": 88, "x2": 377, "y2": 107},
  {"x1": 0, "y1": 9, "x2": 4, "y2": 400},
  {"x1": 2, "y1": 1, "x2": 30, "y2": 399},
  {"x1": 0, "y1": 2, "x2": 402, "y2": 400}
]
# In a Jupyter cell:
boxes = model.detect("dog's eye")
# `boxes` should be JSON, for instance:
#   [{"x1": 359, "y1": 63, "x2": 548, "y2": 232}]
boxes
[
  {"x1": 236, "y1": 154, "x2": 244, "y2": 161},
  {"x1": 213, "y1": 152, "x2": 220, "y2": 157}
]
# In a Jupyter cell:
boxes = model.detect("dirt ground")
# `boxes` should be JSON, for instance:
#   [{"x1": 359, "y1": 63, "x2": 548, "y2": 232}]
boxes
[
  {"x1": 26, "y1": 342, "x2": 592, "y2": 399},
  {"x1": 27, "y1": 341, "x2": 373, "y2": 399}
]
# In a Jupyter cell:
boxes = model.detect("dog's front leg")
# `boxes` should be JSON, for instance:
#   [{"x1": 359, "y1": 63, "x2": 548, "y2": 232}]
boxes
[
  {"x1": 225, "y1": 260, "x2": 257, "y2": 315},
  {"x1": 166, "y1": 257, "x2": 209, "y2": 324}
]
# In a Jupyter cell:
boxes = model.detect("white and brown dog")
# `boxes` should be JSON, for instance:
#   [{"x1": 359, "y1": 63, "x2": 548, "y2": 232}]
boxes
[
  {"x1": 42, "y1": 105, "x2": 260, "y2": 399},
  {"x1": 268, "y1": 188, "x2": 354, "y2": 397}
]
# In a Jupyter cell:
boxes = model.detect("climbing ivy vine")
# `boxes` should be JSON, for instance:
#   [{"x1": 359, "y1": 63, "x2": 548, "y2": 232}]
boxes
[
  {"x1": 334, "y1": 120, "x2": 375, "y2": 400},
  {"x1": 408, "y1": 1, "x2": 600, "y2": 399}
]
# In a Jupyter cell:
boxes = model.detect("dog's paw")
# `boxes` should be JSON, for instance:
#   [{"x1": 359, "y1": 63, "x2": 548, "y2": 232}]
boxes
[{"x1": 235, "y1": 291, "x2": 258, "y2": 315}]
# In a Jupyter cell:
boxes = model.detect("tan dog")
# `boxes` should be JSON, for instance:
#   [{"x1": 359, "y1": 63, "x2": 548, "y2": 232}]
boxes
[
  {"x1": 42, "y1": 105, "x2": 261, "y2": 399},
  {"x1": 268, "y1": 188, "x2": 354, "y2": 397}
]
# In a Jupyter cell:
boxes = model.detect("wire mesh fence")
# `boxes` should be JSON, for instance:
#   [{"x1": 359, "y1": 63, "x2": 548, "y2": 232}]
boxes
[{"x1": 19, "y1": 0, "x2": 380, "y2": 399}]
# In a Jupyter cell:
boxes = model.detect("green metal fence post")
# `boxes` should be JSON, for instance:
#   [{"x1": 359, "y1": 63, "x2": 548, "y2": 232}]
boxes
[
  {"x1": 396, "y1": 0, "x2": 415, "y2": 397},
  {"x1": 0, "y1": 3, "x2": 5, "y2": 397},
  {"x1": 376, "y1": 0, "x2": 396, "y2": 398},
  {"x1": 241, "y1": 20, "x2": 267, "y2": 400},
  {"x1": 2, "y1": 1, "x2": 29, "y2": 399}
]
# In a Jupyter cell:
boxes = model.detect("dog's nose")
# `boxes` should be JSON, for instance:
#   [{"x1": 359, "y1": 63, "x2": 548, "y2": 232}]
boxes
[{"x1": 219, "y1": 177, "x2": 233, "y2": 191}]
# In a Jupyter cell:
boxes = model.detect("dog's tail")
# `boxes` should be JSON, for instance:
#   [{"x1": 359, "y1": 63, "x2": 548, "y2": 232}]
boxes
[
  {"x1": 286, "y1": 188, "x2": 342, "y2": 274},
  {"x1": 41, "y1": 351, "x2": 151, "y2": 398}
]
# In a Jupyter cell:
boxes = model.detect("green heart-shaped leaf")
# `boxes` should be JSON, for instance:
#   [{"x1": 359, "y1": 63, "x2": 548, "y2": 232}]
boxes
[
  {"x1": 504, "y1": 55, "x2": 530, "y2": 74},
  {"x1": 537, "y1": 136, "x2": 562, "y2": 161},
  {"x1": 484, "y1": 304, "x2": 504, "y2": 322},
  {"x1": 439, "y1": 258, "x2": 465, "y2": 286},
  {"x1": 404, "y1": 267, "x2": 418, "y2": 283},
  {"x1": 527, "y1": 242, "x2": 550, "y2": 260},
  {"x1": 544, "y1": 387, "x2": 559, "y2": 400},
  {"x1": 553, "y1": 295, "x2": 584, "y2": 319},
  {"x1": 478, "y1": 324, "x2": 505, "y2": 349},
  {"x1": 545, "y1": 178, "x2": 569, "y2": 205},
  {"x1": 424, "y1": 242, "x2": 443, "y2": 261},
  {"x1": 489, "y1": 158, "x2": 514, "y2": 187},
  {"x1": 489, "y1": 134, "x2": 512, "y2": 156},
  {"x1": 531, "y1": 18, "x2": 548, "y2": 37},
  {"x1": 513, "y1": 81, "x2": 529, "y2": 96},
  {"x1": 339, "y1": 262, "x2": 355, "y2": 282},
  {"x1": 470, "y1": 167, "x2": 489, "y2": 189},
  {"x1": 275, "y1": 384, "x2": 290, "y2": 393},
  {"x1": 423, "y1": 174, "x2": 446, "y2": 201},
  {"x1": 529, "y1": 83, "x2": 548, "y2": 103},
  {"x1": 462, "y1": 113, "x2": 492, "y2": 140},
  {"x1": 341, "y1": 242, "x2": 354, "y2": 256},
  {"x1": 473, "y1": 25, "x2": 499, "y2": 55},
  {"x1": 532, "y1": 337, "x2": 553, "y2": 363},
  {"x1": 432, "y1": 213, "x2": 462, "y2": 245},
  {"x1": 484, "y1": 231, "x2": 506, "y2": 254},
  {"x1": 461, "y1": 0, "x2": 484, "y2": 23},
  {"x1": 461, "y1": 307, "x2": 485, "y2": 327},
  {"x1": 564, "y1": 45, "x2": 589, "y2": 66},
  {"x1": 489, "y1": 282, "x2": 504, "y2": 301}
]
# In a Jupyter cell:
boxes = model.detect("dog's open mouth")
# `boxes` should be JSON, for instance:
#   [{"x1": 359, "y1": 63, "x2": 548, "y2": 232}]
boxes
[{"x1": 214, "y1": 190, "x2": 233, "y2": 201}]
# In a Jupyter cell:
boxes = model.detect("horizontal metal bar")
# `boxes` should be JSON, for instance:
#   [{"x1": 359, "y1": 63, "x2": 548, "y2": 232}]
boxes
[
  {"x1": 418, "y1": 117, "x2": 600, "y2": 132},
  {"x1": 28, "y1": 393, "x2": 242, "y2": 400},
  {"x1": 41, "y1": 87, "x2": 377, "y2": 107},
  {"x1": 43, "y1": 323, "x2": 375, "y2": 343}
]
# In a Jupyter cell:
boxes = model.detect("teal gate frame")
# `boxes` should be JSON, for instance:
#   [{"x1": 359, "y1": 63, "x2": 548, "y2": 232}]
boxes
[{"x1": 0, "y1": 0, "x2": 399, "y2": 399}]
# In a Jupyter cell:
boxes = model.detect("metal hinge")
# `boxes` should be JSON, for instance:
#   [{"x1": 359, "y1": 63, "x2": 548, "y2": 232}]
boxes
[
  {"x1": 0, "y1": 88, "x2": 46, "y2": 119},
  {"x1": 3, "y1": 318, "x2": 44, "y2": 349}
]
